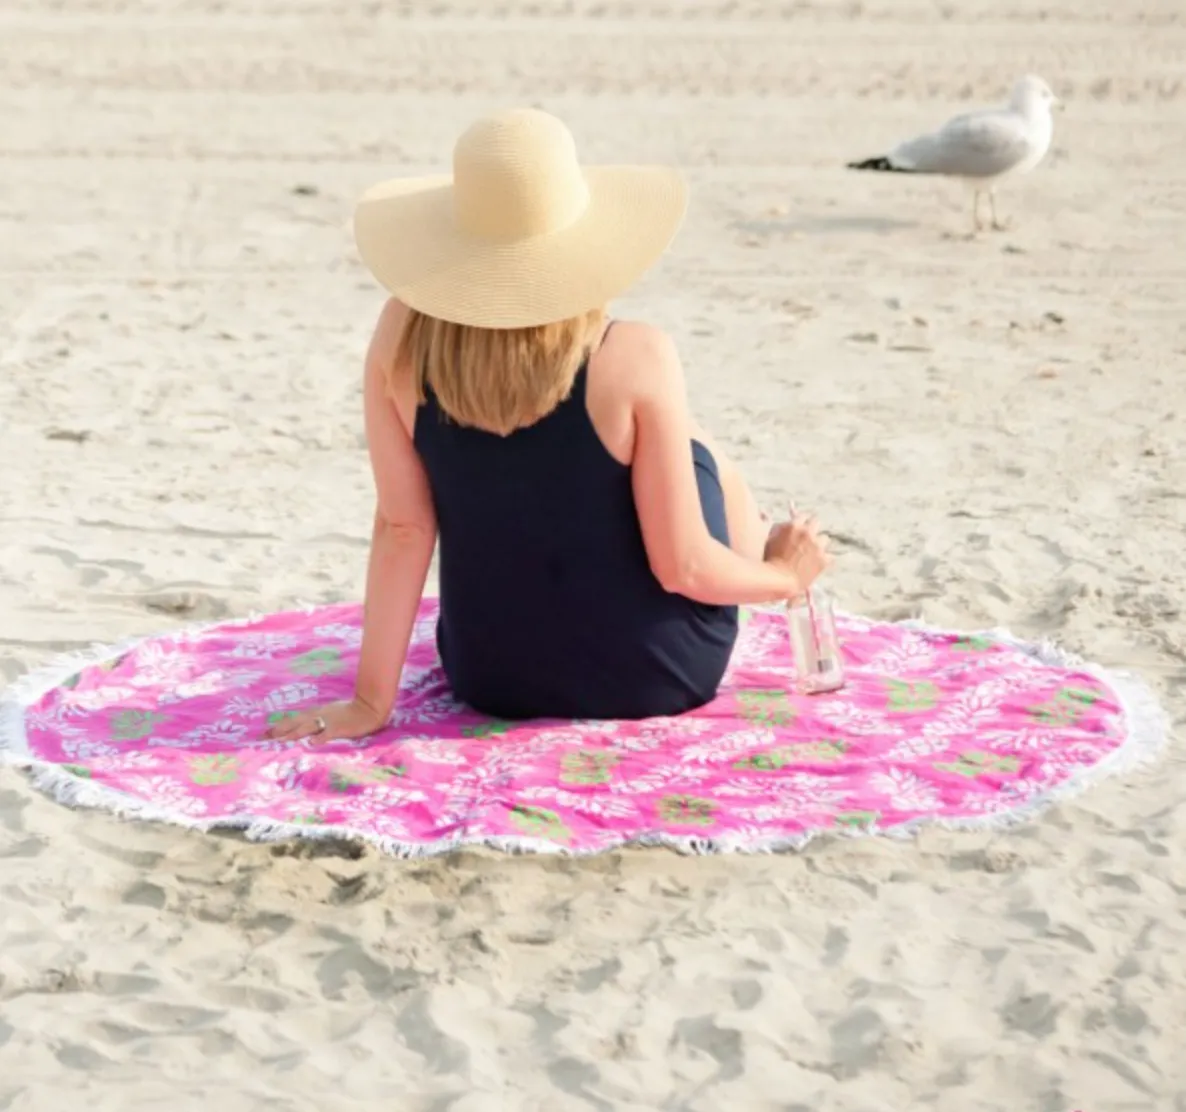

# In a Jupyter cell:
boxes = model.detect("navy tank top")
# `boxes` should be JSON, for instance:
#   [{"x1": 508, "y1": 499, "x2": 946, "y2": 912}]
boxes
[{"x1": 412, "y1": 347, "x2": 739, "y2": 721}]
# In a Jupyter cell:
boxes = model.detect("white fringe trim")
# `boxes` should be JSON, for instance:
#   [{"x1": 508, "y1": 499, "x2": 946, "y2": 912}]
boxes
[{"x1": 0, "y1": 610, "x2": 1171, "y2": 858}]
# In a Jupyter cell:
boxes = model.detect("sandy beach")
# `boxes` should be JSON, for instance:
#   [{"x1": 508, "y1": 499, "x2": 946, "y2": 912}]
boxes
[{"x1": 2, "y1": 0, "x2": 1185, "y2": 1107}]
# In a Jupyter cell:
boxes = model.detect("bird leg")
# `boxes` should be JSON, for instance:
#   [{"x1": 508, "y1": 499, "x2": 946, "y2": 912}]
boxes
[
  {"x1": 989, "y1": 191, "x2": 1010, "y2": 232},
  {"x1": 970, "y1": 190, "x2": 985, "y2": 235}
]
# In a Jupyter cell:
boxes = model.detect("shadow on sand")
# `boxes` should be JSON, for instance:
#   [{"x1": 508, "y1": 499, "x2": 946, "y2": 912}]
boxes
[{"x1": 734, "y1": 213, "x2": 918, "y2": 236}]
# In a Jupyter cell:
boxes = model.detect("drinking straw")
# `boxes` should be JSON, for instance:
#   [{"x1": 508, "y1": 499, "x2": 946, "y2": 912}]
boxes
[{"x1": 788, "y1": 503, "x2": 825, "y2": 673}]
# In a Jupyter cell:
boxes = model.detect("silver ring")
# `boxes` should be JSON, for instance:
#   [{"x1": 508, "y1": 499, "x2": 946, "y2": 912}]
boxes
[{"x1": 313, "y1": 716, "x2": 327, "y2": 734}]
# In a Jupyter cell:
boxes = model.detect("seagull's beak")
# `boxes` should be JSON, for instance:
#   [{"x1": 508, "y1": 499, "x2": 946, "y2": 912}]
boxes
[{"x1": 1053, "y1": 96, "x2": 1065, "y2": 112}]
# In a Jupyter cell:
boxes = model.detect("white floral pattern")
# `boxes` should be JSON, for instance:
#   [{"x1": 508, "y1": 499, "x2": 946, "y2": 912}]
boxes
[
  {"x1": 868, "y1": 768, "x2": 942, "y2": 812},
  {"x1": 179, "y1": 720, "x2": 249, "y2": 747},
  {"x1": 312, "y1": 624, "x2": 363, "y2": 649},
  {"x1": 61, "y1": 686, "x2": 139, "y2": 712},
  {"x1": 122, "y1": 776, "x2": 209, "y2": 816},
  {"x1": 90, "y1": 751, "x2": 161, "y2": 772},
  {"x1": 226, "y1": 633, "x2": 299, "y2": 659}
]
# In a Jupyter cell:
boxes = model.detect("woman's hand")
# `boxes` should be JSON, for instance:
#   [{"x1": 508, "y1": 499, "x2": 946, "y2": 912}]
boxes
[
  {"x1": 263, "y1": 695, "x2": 389, "y2": 745},
  {"x1": 762, "y1": 511, "x2": 831, "y2": 597}
]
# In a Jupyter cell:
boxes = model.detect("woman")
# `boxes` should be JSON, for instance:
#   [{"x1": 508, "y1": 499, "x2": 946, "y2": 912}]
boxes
[{"x1": 269, "y1": 108, "x2": 829, "y2": 742}]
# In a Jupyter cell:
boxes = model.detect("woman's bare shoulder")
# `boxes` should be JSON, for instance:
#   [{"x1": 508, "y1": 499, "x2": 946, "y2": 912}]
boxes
[
  {"x1": 598, "y1": 319, "x2": 684, "y2": 400},
  {"x1": 606, "y1": 318, "x2": 677, "y2": 355}
]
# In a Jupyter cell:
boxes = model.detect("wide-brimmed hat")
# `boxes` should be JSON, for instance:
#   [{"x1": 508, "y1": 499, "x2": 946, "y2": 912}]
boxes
[{"x1": 352, "y1": 108, "x2": 688, "y2": 329}]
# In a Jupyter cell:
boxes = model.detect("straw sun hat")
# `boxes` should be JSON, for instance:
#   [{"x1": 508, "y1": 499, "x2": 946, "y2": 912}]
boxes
[{"x1": 352, "y1": 108, "x2": 688, "y2": 330}]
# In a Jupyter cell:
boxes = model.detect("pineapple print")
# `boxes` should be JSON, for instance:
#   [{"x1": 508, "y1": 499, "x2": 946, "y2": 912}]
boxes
[
  {"x1": 110, "y1": 709, "x2": 169, "y2": 742},
  {"x1": 933, "y1": 751, "x2": 1021, "y2": 778},
  {"x1": 509, "y1": 805, "x2": 571, "y2": 842},
  {"x1": 560, "y1": 749, "x2": 619, "y2": 785},
  {"x1": 657, "y1": 795, "x2": 716, "y2": 827},
  {"x1": 733, "y1": 740, "x2": 847, "y2": 770},
  {"x1": 189, "y1": 754, "x2": 242, "y2": 786},
  {"x1": 885, "y1": 679, "x2": 939, "y2": 712},
  {"x1": 737, "y1": 690, "x2": 796, "y2": 727},
  {"x1": 329, "y1": 764, "x2": 406, "y2": 792},
  {"x1": 460, "y1": 719, "x2": 513, "y2": 739},
  {"x1": 289, "y1": 648, "x2": 344, "y2": 677},
  {"x1": 1026, "y1": 686, "x2": 1100, "y2": 727},
  {"x1": 834, "y1": 810, "x2": 880, "y2": 831}
]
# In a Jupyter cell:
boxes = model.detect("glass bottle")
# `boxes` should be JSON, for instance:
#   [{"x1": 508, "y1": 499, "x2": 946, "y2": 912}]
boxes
[{"x1": 786, "y1": 588, "x2": 845, "y2": 695}]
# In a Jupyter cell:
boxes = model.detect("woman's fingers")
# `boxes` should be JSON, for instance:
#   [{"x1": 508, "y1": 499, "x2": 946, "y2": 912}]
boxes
[
  {"x1": 767, "y1": 505, "x2": 833, "y2": 586},
  {"x1": 268, "y1": 718, "x2": 307, "y2": 741},
  {"x1": 262, "y1": 711, "x2": 327, "y2": 742}
]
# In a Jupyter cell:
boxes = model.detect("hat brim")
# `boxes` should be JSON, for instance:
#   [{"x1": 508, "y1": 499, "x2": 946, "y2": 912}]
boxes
[{"x1": 352, "y1": 165, "x2": 688, "y2": 329}]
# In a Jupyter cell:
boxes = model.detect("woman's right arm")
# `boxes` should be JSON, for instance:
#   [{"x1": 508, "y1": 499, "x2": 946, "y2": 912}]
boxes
[{"x1": 629, "y1": 328, "x2": 811, "y2": 606}]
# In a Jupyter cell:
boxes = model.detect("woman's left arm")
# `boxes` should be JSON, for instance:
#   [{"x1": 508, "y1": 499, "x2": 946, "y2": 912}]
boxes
[{"x1": 266, "y1": 300, "x2": 437, "y2": 743}]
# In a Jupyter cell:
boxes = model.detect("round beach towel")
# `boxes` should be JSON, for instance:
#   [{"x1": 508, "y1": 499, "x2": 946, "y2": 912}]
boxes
[{"x1": 0, "y1": 600, "x2": 1166, "y2": 855}]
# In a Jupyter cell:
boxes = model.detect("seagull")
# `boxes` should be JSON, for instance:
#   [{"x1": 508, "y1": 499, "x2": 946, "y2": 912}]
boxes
[{"x1": 846, "y1": 75, "x2": 1060, "y2": 234}]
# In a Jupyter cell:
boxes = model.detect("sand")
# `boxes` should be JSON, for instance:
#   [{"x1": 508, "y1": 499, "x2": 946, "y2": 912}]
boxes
[{"x1": 1, "y1": 0, "x2": 1184, "y2": 1107}]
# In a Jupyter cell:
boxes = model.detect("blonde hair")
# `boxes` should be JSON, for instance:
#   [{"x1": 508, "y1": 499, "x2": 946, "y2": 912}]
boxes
[{"x1": 395, "y1": 307, "x2": 606, "y2": 436}]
